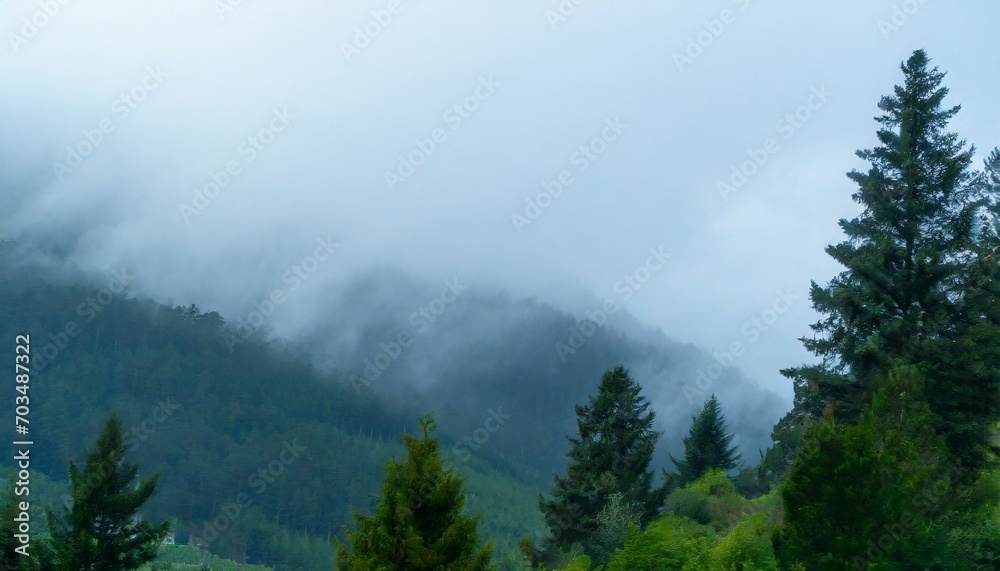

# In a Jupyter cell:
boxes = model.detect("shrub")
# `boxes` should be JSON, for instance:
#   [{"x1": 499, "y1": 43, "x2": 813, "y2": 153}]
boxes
[
  {"x1": 603, "y1": 516, "x2": 714, "y2": 570},
  {"x1": 711, "y1": 512, "x2": 777, "y2": 571},
  {"x1": 666, "y1": 470, "x2": 748, "y2": 529}
]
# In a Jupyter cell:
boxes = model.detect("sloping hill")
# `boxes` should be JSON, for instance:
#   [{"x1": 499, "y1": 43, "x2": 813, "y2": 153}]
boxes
[{"x1": 0, "y1": 243, "x2": 787, "y2": 568}]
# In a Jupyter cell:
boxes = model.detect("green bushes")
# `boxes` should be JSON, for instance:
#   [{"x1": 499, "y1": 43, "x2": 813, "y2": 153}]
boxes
[
  {"x1": 553, "y1": 471, "x2": 780, "y2": 571},
  {"x1": 664, "y1": 486, "x2": 711, "y2": 526},
  {"x1": 599, "y1": 510, "x2": 778, "y2": 571},
  {"x1": 603, "y1": 516, "x2": 714, "y2": 571},
  {"x1": 664, "y1": 470, "x2": 748, "y2": 530},
  {"x1": 560, "y1": 554, "x2": 592, "y2": 570},
  {"x1": 583, "y1": 492, "x2": 642, "y2": 564},
  {"x1": 712, "y1": 513, "x2": 777, "y2": 571}
]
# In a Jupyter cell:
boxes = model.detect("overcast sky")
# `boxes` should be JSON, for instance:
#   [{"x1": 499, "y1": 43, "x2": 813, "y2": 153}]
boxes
[{"x1": 1, "y1": 1, "x2": 997, "y2": 401}]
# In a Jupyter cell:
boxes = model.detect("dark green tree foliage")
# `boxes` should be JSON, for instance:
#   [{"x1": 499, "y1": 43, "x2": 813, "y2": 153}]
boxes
[
  {"x1": 925, "y1": 147, "x2": 1000, "y2": 469},
  {"x1": 670, "y1": 394, "x2": 741, "y2": 488},
  {"x1": 924, "y1": 244, "x2": 1000, "y2": 472},
  {"x1": 781, "y1": 49, "x2": 999, "y2": 470},
  {"x1": 0, "y1": 259, "x2": 539, "y2": 566},
  {"x1": 753, "y1": 410, "x2": 805, "y2": 492},
  {"x1": 44, "y1": 413, "x2": 170, "y2": 570},
  {"x1": 532, "y1": 365, "x2": 666, "y2": 563},
  {"x1": 0, "y1": 475, "x2": 48, "y2": 570},
  {"x1": 779, "y1": 416, "x2": 883, "y2": 569},
  {"x1": 0, "y1": 476, "x2": 24, "y2": 570},
  {"x1": 335, "y1": 414, "x2": 494, "y2": 571},
  {"x1": 780, "y1": 366, "x2": 952, "y2": 569}
]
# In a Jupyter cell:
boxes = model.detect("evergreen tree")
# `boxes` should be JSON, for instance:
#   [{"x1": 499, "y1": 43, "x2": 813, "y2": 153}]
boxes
[
  {"x1": 45, "y1": 413, "x2": 170, "y2": 570},
  {"x1": 779, "y1": 366, "x2": 951, "y2": 569},
  {"x1": 781, "y1": 49, "x2": 1000, "y2": 470},
  {"x1": 0, "y1": 475, "x2": 46, "y2": 570},
  {"x1": 670, "y1": 394, "x2": 741, "y2": 487},
  {"x1": 530, "y1": 365, "x2": 667, "y2": 564},
  {"x1": 0, "y1": 475, "x2": 24, "y2": 570},
  {"x1": 0, "y1": 473, "x2": 54, "y2": 570},
  {"x1": 753, "y1": 409, "x2": 805, "y2": 492},
  {"x1": 334, "y1": 413, "x2": 494, "y2": 571}
]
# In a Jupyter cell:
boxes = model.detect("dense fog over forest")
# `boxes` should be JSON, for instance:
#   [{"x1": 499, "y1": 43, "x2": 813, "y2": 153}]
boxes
[
  {"x1": 1, "y1": 2, "x2": 998, "y2": 569},
  {"x1": 2, "y1": 1, "x2": 995, "y2": 400}
]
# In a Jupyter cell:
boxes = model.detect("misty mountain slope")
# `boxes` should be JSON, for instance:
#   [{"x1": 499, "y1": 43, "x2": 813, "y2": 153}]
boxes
[
  {"x1": 0, "y1": 242, "x2": 787, "y2": 566},
  {"x1": 299, "y1": 267, "x2": 789, "y2": 482},
  {"x1": 0, "y1": 245, "x2": 544, "y2": 567}
]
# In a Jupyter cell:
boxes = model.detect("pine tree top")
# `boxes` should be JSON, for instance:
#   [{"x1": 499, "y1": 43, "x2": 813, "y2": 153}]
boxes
[{"x1": 671, "y1": 394, "x2": 741, "y2": 487}]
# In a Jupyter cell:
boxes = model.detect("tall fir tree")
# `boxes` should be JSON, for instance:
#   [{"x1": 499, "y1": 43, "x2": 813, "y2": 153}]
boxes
[
  {"x1": 335, "y1": 413, "x2": 494, "y2": 571},
  {"x1": 44, "y1": 413, "x2": 170, "y2": 570},
  {"x1": 529, "y1": 365, "x2": 667, "y2": 564},
  {"x1": 669, "y1": 394, "x2": 741, "y2": 488},
  {"x1": 780, "y1": 49, "x2": 1000, "y2": 471}
]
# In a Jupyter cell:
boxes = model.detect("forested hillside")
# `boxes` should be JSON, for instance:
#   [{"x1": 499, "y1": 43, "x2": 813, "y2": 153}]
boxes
[
  {"x1": 0, "y1": 242, "x2": 538, "y2": 567},
  {"x1": 0, "y1": 238, "x2": 787, "y2": 568}
]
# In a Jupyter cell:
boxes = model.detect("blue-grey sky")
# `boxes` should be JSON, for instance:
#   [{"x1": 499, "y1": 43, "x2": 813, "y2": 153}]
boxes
[{"x1": 1, "y1": 0, "x2": 997, "y2": 401}]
